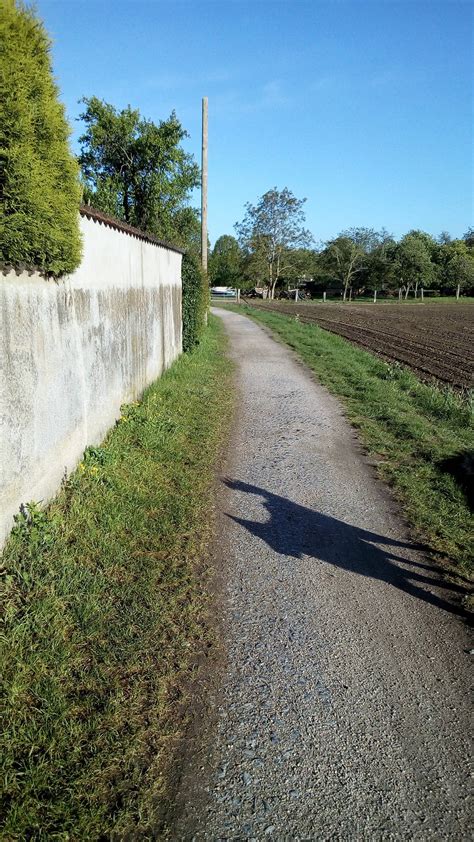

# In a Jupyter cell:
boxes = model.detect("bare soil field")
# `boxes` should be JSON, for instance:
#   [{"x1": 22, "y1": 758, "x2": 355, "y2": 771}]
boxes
[{"x1": 246, "y1": 301, "x2": 474, "y2": 390}]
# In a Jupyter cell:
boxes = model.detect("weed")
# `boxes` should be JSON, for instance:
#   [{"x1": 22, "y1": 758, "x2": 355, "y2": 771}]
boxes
[{"x1": 1, "y1": 316, "x2": 234, "y2": 838}]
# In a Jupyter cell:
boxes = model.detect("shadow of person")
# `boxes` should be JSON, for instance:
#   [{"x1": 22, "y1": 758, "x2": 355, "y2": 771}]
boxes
[{"x1": 223, "y1": 478, "x2": 469, "y2": 620}]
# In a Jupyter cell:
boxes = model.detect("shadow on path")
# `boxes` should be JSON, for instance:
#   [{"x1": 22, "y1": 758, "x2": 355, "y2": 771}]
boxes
[{"x1": 224, "y1": 478, "x2": 469, "y2": 620}]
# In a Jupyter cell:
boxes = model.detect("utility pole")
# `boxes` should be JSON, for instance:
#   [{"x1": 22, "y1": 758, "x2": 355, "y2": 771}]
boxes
[{"x1": 201, "y1": 96, "x2": 208, "y2": 275}]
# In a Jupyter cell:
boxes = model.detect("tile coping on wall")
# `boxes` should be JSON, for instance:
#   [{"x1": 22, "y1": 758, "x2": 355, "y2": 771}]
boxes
[
  {"x1": 79, "y1": 205, "x2": 186, "y2": 254},
  {"x1": 0, "y1": 206, "x2": 186, "y2": 276}
]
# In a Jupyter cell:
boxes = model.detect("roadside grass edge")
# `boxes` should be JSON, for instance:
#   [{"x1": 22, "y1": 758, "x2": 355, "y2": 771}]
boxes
[
  {"x1": 222, "y1": 304, "x2": 473, "y2": 578},
  {"x1": 1, "y1": 315, "x2": 234, "y2": 839}
]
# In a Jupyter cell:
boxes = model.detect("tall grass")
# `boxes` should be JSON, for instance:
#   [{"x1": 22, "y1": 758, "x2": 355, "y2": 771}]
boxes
[{"x1": 1, "y1": 316, "x2": 233, "y2": 838}]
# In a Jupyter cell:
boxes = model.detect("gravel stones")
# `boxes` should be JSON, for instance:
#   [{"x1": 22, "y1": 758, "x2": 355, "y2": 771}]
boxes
[{"x1": 175, "y1": 309, "x2": 472, "y2": 840}]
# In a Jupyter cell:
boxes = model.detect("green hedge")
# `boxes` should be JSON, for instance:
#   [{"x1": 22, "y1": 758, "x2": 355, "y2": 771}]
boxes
[
  {"x1": 182, "y1": 252, "x2": 208, "y2": 351},
  {"x1": 0, "y1": 0, "x2": 81, "y2": 276}
]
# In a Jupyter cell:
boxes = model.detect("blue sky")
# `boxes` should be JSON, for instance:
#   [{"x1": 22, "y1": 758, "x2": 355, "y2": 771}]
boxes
[{"x1": 37, "y1": 0, "x2": 472, "y2": 246}]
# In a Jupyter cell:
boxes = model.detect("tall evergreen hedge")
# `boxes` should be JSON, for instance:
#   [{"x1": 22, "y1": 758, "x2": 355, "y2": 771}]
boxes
[
  {"x1": 0, "y1": 0, "x2": 81, "y2": 276},
  {"x1": 182, "y1": 253, "x2": 209, "y2": 351}
]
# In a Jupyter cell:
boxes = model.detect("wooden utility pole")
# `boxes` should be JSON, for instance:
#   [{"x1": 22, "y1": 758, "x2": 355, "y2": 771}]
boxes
[{"x1": 201, "y1": 96, "x2": 208, "y2": 275}]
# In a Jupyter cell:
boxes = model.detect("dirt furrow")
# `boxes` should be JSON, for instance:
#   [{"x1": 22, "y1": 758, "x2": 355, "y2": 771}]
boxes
[{"x1": 247, "y1": 301, "x2": 474, "y2": 389}]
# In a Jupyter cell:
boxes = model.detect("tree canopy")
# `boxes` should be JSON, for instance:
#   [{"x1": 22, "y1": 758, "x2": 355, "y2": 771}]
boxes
[
  {"x1": 319, "y1": 236, "x2": 365, "y2": 301},
  {"x1": 78, "y1": 97, "x2": 200, "y2": 248},
  {"x1": 221, "y1": 206, "x2": 473, "y2": 299},
  {"x1": 235, "y1": 187, "x2": 313, "y2": 298},
  {"x1": 0, "y1": 0, "x2": 81, "y2": 276},
  {"x1": 463, "y1": 227, "x2": 474, "y2": 248},
  {"x1": 317, "y1": 228, "x2": 394, "y2": 300},
  {"x1": 209, "y1": 235, "x2": 242, "y2": 287},
  {"x1": 441, "y1": 240, "x2": 474, "y2": 294},
  {"x1": 220, "y1": 190, "x2": 473, "y2": 299},
  {"x1": 394, "y1": 231, "x2": 437, "y2": 297}
]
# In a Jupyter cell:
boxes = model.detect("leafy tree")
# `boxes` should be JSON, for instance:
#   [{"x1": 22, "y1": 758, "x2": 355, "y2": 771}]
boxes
[
  {"x1": 394, "y1": 231, "x2": 437, "y2": 297},
  {"x1": 0, "y1": 0, "x2": 81, "y2": 275},
  {"x1": 338, "y1": 226, "x2": 382, "y2": 253},
  {"x1": 362, "y1": 232, "x2": 397, "y2": 292},
  {"x1": 235, "y1": 187, "x2": 312, "y2": 299},
  {"x1": 279, "y1": 247, "x2": 319, "y2": 290},
  {"x1": 406, "y1": 229, "x2": 439, "y2": 257},
  {"x1": 440, "y1": 240, "x2": 474, "y2": 296},
  {"x1": 463, "y1": 227, "x2": 474, "y2": 248},
  {"x1": 209, "y1": 235, "x2": 242, "y2": 287},
  {"x1": 318, "y1": 236, "x2": 366, "y2": 300},
  {"x1": 78, "y1": 97, "x2": 200, "y2": 248},
  {"x1": 437, "y1": 231, "x2": 452, "y2": 245},
  {"x1": 172, "y1": 206, "x2": 202, "y2": 258},
  {"x1": 318, "y1": 228, "x2": 394, "y2": 299},
  {"x1": 240, "y1": 233, "x2": 272, "y2": 289}
]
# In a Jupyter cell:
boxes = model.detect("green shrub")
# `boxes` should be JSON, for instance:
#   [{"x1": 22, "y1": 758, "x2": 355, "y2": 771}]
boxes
[
  {"x1": 0, "y1": 0, "x2": 81, "y2": 276},
  {"x1": 182, "y1": 252, "x2": 208, "y2": 351}
]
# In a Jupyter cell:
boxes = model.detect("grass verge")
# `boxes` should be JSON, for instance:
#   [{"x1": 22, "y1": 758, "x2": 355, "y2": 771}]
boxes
[
  {"x1": 1, "y1": 315, "x2": 233, "y2": 839},
  {"x1": 224, "y1": 304, "x2": 473, "y2": 575}
]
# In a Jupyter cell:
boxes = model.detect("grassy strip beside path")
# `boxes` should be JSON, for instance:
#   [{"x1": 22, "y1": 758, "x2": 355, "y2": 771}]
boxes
[
  {"x1": 225, "y1": 305, "x2": 473, "y2": 575},
  {"x1": 1, "y1": 316, "x2": 233, "y2": 839}
]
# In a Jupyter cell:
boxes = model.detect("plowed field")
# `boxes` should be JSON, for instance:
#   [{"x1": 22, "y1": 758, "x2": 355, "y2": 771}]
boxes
[{"x1": 246, "y1": 301, "x2": 474, "y2": 390}]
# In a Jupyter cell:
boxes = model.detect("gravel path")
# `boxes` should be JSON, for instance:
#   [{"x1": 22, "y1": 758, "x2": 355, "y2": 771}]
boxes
[{"x1": 175, "y1": 308, "x2": 472, "y2": 840}]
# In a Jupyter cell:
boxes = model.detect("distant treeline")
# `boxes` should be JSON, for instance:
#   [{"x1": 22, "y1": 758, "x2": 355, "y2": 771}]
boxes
[{"x1": 210, "y1": 227, "x2": 474, "y2": 299}]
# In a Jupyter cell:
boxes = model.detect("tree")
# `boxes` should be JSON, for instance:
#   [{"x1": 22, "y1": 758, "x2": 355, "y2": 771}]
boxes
[
  {"x1": 463, "y1": 227, "x2": 474, "y2": 248},
  {"x1": 171, "y1": 206, "x2": 201, "y2": 258},
  {"x1": 78, "y1": 97, "x2": 200, "y2": 248},
  {"x1": 394, "y1": 231, "x2": 437, "y2": 298},
  {"x1": 240, "y1": 233, "x2": 273, "y2": 289},
  {"x1": 437, "y1": 231, "x2": 452, "y2": 245},
  {"x1": 0, "y1": 0, "x2": 81, "y2": 276},
  {"x1": 209, "y1": 235, "x2": 242, "y2": 287},
  {"x1": 338, "y1": 226, "x2": 383, "y2": 253},
  {"x1": 364, "y1": 237, "x2": 397, "y2": 292},
  {"x1": 279, "y1": 247, "x2": 319, "y2": 289},
  {"x1": 318, "y1": 228, "x2": 394, "y2": 300},
  {"x1": 441, "y1": 240, "x2": 474, "y2": 297},
  {"x1": 235, "y1": 187, "x2": 312, "y2": 299},
  {"x1": 319, "y1": 236, "x2": 365, "y2": 300}
]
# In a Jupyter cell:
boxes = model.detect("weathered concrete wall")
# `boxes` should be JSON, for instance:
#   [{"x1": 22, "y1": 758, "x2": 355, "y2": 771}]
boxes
[{"x1": 0, "y1": 212, "x2": 182, "y2": 545}]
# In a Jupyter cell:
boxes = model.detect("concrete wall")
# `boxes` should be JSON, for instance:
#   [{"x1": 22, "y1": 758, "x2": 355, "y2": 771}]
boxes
[{"x1": 0, "y1": 212, "x2": 182, "y2": 545}]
